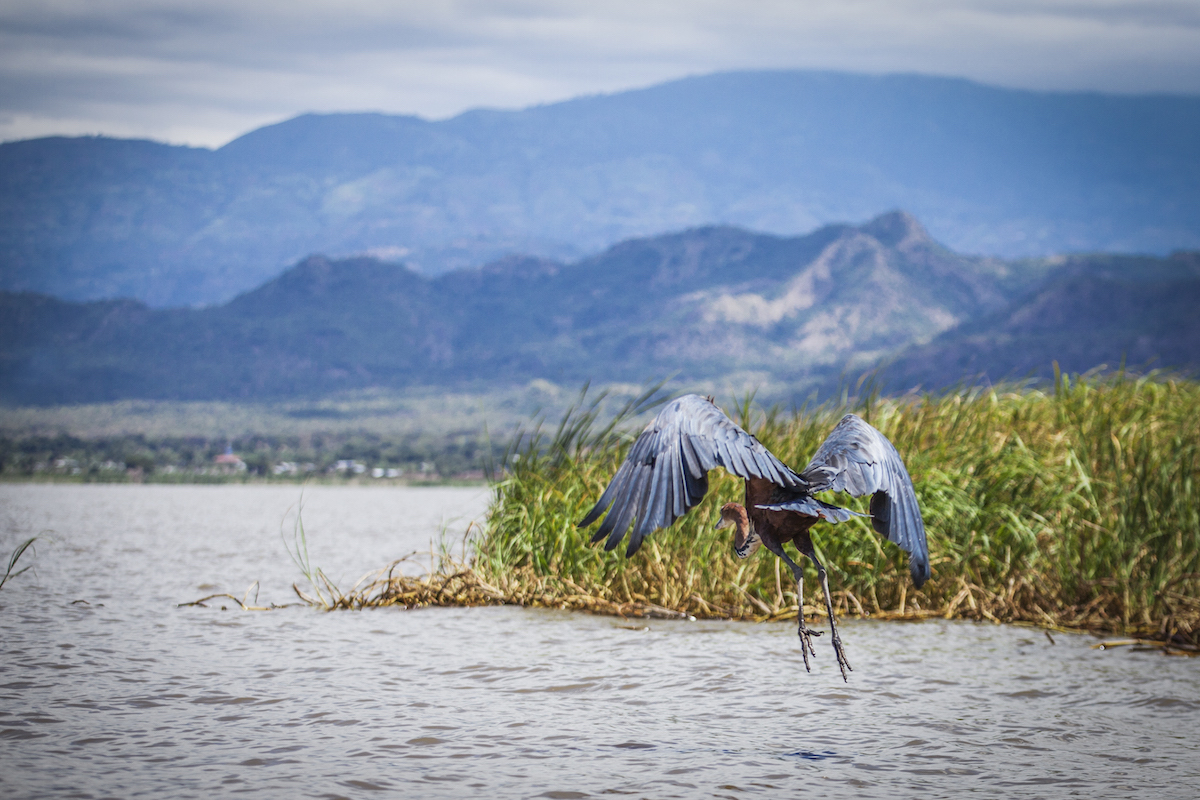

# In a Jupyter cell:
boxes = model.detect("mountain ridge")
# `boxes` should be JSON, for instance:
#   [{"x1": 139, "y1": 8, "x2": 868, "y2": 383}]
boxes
[
  {"x1": 879, "y1": 251, "x2": 1200, "y2": 390},
  {"x1": 3, "y1": 69, "x2": 1198, "y2": 307},
  {"x1": 10, "y1": 211, "x2": 1192, "y2": 406}
]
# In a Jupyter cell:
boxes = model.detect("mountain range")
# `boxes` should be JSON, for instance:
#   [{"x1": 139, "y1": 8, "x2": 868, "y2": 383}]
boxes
[
  {"x1": 3, "y1": 211, "x2": 1196, "y2": 406},
  {"x1": 3, "y1": 70, "x2": 1199, "y2": 308}
]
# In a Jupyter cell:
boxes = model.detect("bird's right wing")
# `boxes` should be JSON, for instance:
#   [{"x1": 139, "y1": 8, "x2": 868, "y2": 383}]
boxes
[
  {"x1": 799, "y1": 414, "x2": 931, "y2": 587},
  {"x1": 577, "y1": 394, "x2": 804, "y2": 557}
]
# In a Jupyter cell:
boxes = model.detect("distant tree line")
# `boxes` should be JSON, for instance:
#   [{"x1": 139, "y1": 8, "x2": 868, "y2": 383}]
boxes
[{"x1": 0, "y1": 431, "x2": 502, "y2": 482}]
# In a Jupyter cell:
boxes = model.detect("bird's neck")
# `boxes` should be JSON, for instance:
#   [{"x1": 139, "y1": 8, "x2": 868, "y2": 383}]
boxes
[{"x1": 730, "y1": 505, "x2": 761, "y2": 559}]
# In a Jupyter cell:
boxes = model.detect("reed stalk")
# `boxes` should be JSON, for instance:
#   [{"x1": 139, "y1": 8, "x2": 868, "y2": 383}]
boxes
[{"x1": 1, "y1": 536, "x2": 40, "y2": 591}]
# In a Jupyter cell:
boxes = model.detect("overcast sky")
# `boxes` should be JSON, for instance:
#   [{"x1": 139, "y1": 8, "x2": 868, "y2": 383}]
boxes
[{"x1": 2, "y1": 0, "x2": 1199, "y2": 148}]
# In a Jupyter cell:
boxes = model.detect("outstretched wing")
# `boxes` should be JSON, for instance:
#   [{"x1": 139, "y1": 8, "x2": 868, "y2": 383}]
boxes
[
  {"x1": 797, "y1": 414, "x2": 930, "y2": 587},
  {"x1": 577, "y1": 394, "x2": 804, "y2": 557}
]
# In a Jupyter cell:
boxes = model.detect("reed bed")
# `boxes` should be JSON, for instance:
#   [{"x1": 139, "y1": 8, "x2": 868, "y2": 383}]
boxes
[{"x1": 298, "y1": 371, "x2": 1200, "y2": 650}]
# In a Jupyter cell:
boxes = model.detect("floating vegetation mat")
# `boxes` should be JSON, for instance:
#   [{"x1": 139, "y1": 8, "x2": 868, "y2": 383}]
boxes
[{"x1": 227, "y1": 371, "x2": 1200, "y2": 654}]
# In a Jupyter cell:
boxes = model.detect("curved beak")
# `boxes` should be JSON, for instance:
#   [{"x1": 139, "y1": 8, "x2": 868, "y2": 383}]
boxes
[{"x1": 714, "y1": 517, "x2": 731, "y2": 530}]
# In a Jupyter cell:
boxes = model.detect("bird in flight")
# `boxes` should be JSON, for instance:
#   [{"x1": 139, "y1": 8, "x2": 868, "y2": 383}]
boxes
[{"x1": 578, "y1": 394, "x2": 930, "y2": 680}]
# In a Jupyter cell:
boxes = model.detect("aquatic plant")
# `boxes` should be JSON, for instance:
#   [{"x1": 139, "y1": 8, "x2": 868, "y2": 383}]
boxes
[
  {"x1": 292, "y1": 370, "x2": 1200, "y2": 648},
  {"x1": 0, "y1": 536, "x2": 40, "y2": 591}
]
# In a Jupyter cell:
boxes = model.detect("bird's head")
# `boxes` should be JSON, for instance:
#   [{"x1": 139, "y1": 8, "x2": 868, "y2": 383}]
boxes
[{"x1": 715, "y1": 502, "x2": 760, "y2": 559}]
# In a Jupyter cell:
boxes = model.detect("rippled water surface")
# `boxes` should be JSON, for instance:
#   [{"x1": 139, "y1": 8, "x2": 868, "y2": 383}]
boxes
[{"x1": 2, "y1": 484, "x2": 1198, "y2": 799}]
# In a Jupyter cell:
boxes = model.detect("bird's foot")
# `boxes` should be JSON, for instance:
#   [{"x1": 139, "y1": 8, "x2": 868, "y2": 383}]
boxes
[
  {"x1": 796, "y1": 619, "x2": 821, "y2": 672},
  {"x1": 830, "y1": 629, "x2": 853, "y2": 682}
]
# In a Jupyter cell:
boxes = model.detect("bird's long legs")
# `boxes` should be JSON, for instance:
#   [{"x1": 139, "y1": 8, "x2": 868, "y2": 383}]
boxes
[
  {"x1": 766, "y1": 545, "x2": 820, "y2": 671},
  {"x1": 799, "y1": 543, "x2": 852, "y2": 682},
  {"x1": 792, "y1": 569, "x2": 824, "y2": 671}
]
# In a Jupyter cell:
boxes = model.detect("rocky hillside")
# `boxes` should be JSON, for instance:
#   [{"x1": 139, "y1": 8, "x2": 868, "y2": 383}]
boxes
[
  {"x1": 3, "y1": 212, "x2": 1053, "y2": 403},
  {"x1": 879, "y1": 252, "x2": 1200, "y2": 391}
]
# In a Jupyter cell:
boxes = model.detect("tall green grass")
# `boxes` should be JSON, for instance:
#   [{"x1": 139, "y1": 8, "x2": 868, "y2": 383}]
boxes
[{"x1": 474, "y1": 372, "x2": 1200, "y2": 642}]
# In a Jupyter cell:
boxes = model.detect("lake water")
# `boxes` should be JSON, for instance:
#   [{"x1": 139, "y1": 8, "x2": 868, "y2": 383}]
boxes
[{"x1": 2, "y1": 484, "x2": 1198, "y2": 799}]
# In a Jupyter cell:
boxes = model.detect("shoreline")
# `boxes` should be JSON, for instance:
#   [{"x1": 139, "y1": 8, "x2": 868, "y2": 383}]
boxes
[
  {"x1": 191, "y1": 557, "x2": 1200, "y2": 656},
  {"x1": 0, "y1": 475, "x2": 491, "y2": 488}
]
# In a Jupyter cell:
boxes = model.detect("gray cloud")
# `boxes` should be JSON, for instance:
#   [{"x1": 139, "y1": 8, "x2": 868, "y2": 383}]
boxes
[{"x1": 2, "y1": 0, "x2": 1199, "y2": 147}]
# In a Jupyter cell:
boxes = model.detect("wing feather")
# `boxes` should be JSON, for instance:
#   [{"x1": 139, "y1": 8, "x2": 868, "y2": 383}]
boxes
[
  {"x1": 658, "y1": 453, "x2": 677, "y2": 524},
  {"x1": 625, "y1": 466, "x2": 659, "y2": 555},
  {"x1": 585, "y1": 461, "x2": 633, "y2": 541},
  {"x1": 712, "y1": 439, "x2": 735, "y2": 474},
  {"x1": 680, "y1": 434, "x2": 704, "y2": 479},
  {"x1": 578, "y1": 394, "x2": 803, "y2": 556},
  {"x1": 638, "y1": 456, "x2": 668, "y2": 539},
  {"x1": 603, "y1": 467, "x2": 646, "y2": 552},
  {"x1": 670, "y1": 444, "x2": 688, "y2": 518},
  {"x1": 800, "y1": 414, "x2": 931, "y2": 587},
  {"x1": 753, "y1": 451, "x2": 780, "y2": 483},
  {"x1": 689, "y1": 435, "x2": 717, "y2": 471}
]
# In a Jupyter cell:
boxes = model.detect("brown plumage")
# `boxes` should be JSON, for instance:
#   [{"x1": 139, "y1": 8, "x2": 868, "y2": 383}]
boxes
[{"x1": 578, "y1": 394, "x2": 929, "y2": 680}]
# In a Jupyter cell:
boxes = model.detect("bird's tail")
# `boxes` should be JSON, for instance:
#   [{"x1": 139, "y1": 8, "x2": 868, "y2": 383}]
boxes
[{"x1": 755, "y1": 497, "x2": 865, "y2": 523}]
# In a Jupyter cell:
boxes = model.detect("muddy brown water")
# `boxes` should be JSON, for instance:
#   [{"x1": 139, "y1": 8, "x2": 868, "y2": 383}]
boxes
[{"x1": 1, "y1": 484, "x2": 1198, "y2": 799}]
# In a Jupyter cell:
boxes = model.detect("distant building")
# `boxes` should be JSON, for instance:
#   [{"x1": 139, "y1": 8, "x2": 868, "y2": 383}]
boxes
[{"x1": 214, "y1": 446, "x2": 247, "y2": 473}]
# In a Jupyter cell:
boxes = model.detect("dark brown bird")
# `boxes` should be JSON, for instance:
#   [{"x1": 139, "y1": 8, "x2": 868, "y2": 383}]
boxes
[{"x1": 578, "y1": 394, "x2": 929, "y2": 680}]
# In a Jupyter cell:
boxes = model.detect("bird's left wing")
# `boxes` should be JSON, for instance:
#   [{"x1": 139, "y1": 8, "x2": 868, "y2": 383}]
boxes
[
  {"x1": 577, "y1": 394, "x2": 804, "y2": 557},
  {"x1": 795, "y1": 414, "x2": 931, "y2": 587}
]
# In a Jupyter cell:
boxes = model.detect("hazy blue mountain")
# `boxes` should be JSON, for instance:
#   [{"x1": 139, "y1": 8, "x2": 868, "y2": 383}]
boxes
[
  {"x1": 3, "y1": 70, "x2": 1198, "y2": 307},
  {"x1": 877, "y1": 252, "x2": 1200, "y2": 391},
  {"x1": 4, "y1": 212, "x2": 1058, "y2": 403}
]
